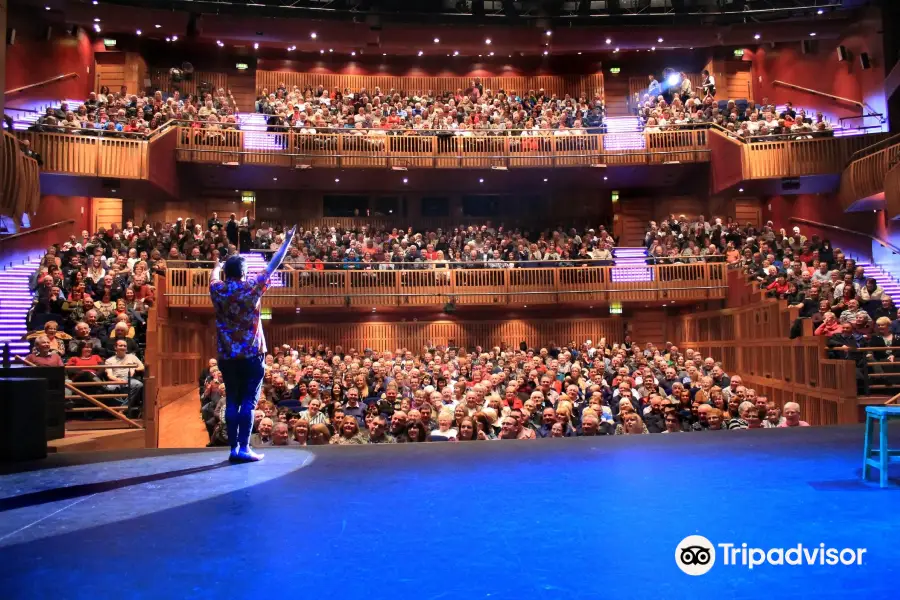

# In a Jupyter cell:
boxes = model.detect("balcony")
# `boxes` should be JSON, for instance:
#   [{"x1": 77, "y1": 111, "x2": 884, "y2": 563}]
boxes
[
  {"x1": 1, "y1": 131, "x2": 40, "y2": 219},
  {"x1": 163, "y1": 262, "x2": 728, "y2": 310},
  {"x1": 838, "y1": 134, "x2": 900, "y2": 214},
  {"x1": 173, "y1": 125, "x2": 711, "y2": 169}
]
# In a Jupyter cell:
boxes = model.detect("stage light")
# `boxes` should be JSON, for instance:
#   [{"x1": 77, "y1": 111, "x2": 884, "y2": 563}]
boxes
[
  {"x1": 479, "y1": 178, "x2": 484, "y2": 183},
  {"x1": 658, "y1": 37, "x2": 664, "y2": 43},
  {"x1": 155, "y1": 24, "x2": 161, "y2": 28},
  {"x1": 93, "y1": 24, "x2": 101, "y2": 32},
  {"x1": 310, "y1": 32, "x2": 317, "y2": 39},
  {"x1": 614, "y1": 48, "x2": 619, "y2": 53},
  {"x1": 329, "y1": 49, "x2": 333, "y2": 52},
  {"x1": 453, "y1": 50, "x2": 459, "y2": 56},
  {"x1": 489, "y1": 51, "x2": 494, "y2": 56},
  {"x1": 45, "y1": 5, "x2": 51, "y2": 10},
  {"x1": 383, "y1": 52, "x2": 387, "y2": 56},
  {"x1": 485, "y1": 38, "x2": 491, "y2": 45},
  {"x1": 403, "y1": 178, "x2": 408, "y2": 184},
  {"x1": 546, "y1": 30, "x2": 552, "y2": 36},
  {"x1": 606, "y1": 38, "x2": 612, "y2": 44},
  {"x1": 136, "y1": 29, "x2": 142, "y2": 36},
  {"x1": 651, "y1": 47, "x2": 656, "y2": 51},
  {"x1": 94, "y1": 18, "x2": 101, "y2": 22},
  {"x1": 543, "y1": 50, "x2": 549, "y2": 55},
  {"x1": 172, "y1": 35, "x2": 178, "y2": 41},
  {"x1": 418, "y1": 50, "x2": 424, "y2": 56},
  {"x1": 434, "y1": 37, "x2": 440, "y2": 43},
  {"x1": 754, "y1": 34, "x2": 761, "y2": 40},
  {"x1": 320, "y1": 49, "x2": 325, "y2": 54},
  {"x1": 335, "y1": 178, "x2": 340, "y2": 183},
  {"x1": 577, "y1": 52, "x2": 582, "y2": 55},
  {"x1": 166, "y1": 37, "x2": 171, "y2": 42},
  {"x1": 254, "y1": 43, "x2": 259, "y2": 49},
  {"x1": 667, "y1": 73, "x2": 681, "y2": 86},
  {"x1": 351, "y1": 51, "x2": 356, "y2": 56},
  {"x1": 738, "y1": 188, "x2": 744, "y2": 192},
  {"x1": 543, "y1": 178, "x2": 548, "y2": 182},
  {"x1": 810, "y1": 32, "x2": 817, "y2": 36},
  {"x1": 817, "y1": 9, "x2": 824, "y2": 15}
]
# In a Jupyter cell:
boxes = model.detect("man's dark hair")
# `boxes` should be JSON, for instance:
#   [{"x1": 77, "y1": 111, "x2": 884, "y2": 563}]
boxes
[{"x1": 224, "y1": 255, "x2": 245, "y2": 280}]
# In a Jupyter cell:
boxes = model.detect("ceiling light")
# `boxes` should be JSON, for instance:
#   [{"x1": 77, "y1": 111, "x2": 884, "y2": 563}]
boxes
[
  {"x1": 93, "y1": 24, "x2": 101, "y2": 32},
  {"x1": 658, "y1": 37, "x2": 664, "y2": 43},
  {"x1": 577, "y1": 51, "x2": 582, "y2": 55},
  {"x1": 254, "y1": 42, "x2": 259, "y2": 49},
  {"x1": 418, "y1": 50, "x2": 424, "y2": 56},
  {"x1": 485, "y1": 38, "x2": 491, "y2": 45},
  {"x1": 754, "y1": 33, "x2": 761, "y2": 40},
  {"x1": 94, "y1": 18, "x2": 101, "y2": 22},
  {"x1": 165, "y1": 37, "x2": 171, "y2": 42},
  {"x1": 310, "y1": 32, "x2": 317, "y2": 39},
  {"x1": 136, "y1": 29, "x2": 142, "y2": 36},
  {"x1": 155, "y1": 24, "x2": 161, "y2": 28},
  {"x1": 287, "y1": 46, "x2": 294, "y2": 51},
  {"x1": 335, "y1": 178, "x2": 340, "y2": 183},
  {"x1": 320, "y1": 49, "x2": 325, "y2": 54},
  {"x1": 810, "y1": 32, "x2": 817, "y2": 36},
  {"x1": 273, "y1": 177, "x2": 278, "y2": 181},
  {"x1": 93, "y1": 0, "x2": 98, "y2": 4},
  {"x1": 614, "y1": 48, "x2": 619, "y2": 53},
  {"x1": 44, "y1": 4, "x2": 50, "y2": 9},
  {"x1": 489, "y1": 51, "x2": 494, "y2": 56},
  {"x1": 383, "y1": 52, "x2": 387, "y2": 56},
  {"x1": 329, "y1": 48, "x2": 333, "y2": 52},
  {"x1": 543, "y1": 178, "x2": 548, "y2": 182},
  {"x1": 479, "y1": 178, "x2": 484, "y2": 183},
  {"x1": 738, "y1": 188, "x2": 744, "y2": 192},
  {"x1": 171, "y1": 35, "x2": 178, "y2": 41},
  {"x1": 402, "y1": 178, "x2": 408, "y2": 184},
  {"x1": 479, "y1": 54, "x2": 482, "y2": 57},
  {"x1": 651, "y1": 47, "x2": 656, "y2": 51},
  {"x1": 351, "y1": 51, "x2": 356, "y2": 56},
  {"x1": 453, "y1": 50, "x2": 459, "y2": 56},
  {"x1": 606, "y1": 38, "x2": 612, "y2": 44},
  {"x1": 545, "y1": 30, "x2": 552, "y2": 36},
  {"x1": 603, "y1": 176, "x2": 608, "y2": 181},
  {"x1": 817, "y1": 9, "x2": 824, "y2": 14},
  {"x1": 434, "y1": 37, "x2": 440, "y2": 43},
  {"x1": 543, "y1": 50, "x2": 549, "y2": 55}
]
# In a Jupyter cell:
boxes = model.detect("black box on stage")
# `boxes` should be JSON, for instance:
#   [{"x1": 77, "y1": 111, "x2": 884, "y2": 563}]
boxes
[
  {"x1": 0, "y1": 377, "x2": 48, "y2": 461},
  {"x1": 0, "y1": 366, "x2": 65, "y2": 441}
]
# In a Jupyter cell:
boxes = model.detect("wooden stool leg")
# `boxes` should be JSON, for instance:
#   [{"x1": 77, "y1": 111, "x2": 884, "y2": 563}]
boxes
[
  {"x1": 879, "y1": 417, "x2": 889, "y2": 488},
  {"x1": 863, "y1": 415, "x2": 874, "y2": 482}
]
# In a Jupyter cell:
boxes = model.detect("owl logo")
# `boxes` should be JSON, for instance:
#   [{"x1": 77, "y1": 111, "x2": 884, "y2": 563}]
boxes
[{"x1": 675, "y1": 535, "x2": 716, "y2": 575}]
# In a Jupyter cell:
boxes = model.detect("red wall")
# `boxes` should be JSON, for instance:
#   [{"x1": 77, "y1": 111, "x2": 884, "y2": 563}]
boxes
[
  {"x1": 743, "y1": 27, "x2": 886, "y2": 123},
  {"x1": 5, "y1": 29, "x2": 94, "y2": 103},
  {"x1": 0, "y1": 196, "x2": 92, "y2": 265}
]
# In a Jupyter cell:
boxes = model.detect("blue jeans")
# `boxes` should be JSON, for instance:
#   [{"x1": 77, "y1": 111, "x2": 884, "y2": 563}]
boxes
[{"x1": 219, "y1": 354, "x2": 265, "y2": 450}]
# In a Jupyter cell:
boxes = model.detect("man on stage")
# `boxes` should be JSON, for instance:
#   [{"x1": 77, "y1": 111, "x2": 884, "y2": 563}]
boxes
[{"x1": 210, "y1": 225, "x2": 296, "y2": 462}]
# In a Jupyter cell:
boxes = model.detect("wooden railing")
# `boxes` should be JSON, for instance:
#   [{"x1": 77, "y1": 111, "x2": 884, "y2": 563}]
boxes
[
  {"x1": 1, "y1": 131, "x2": 41, "y2": 219},
  {"x1": 174, "y1": 126, "x2": 711, "y2": 168},
  {"x1": 164, "y1": 262, "x2": 728, "y2": 309},
  {"x1": 886, "y1": 160, "x2": 900, "y2": 220},
  {"x1": 672, "y1": 270, "x2": 859, "y2": 425},
  {"x1": 839, "y1": 135, "x2": 900, "y2": 212}
]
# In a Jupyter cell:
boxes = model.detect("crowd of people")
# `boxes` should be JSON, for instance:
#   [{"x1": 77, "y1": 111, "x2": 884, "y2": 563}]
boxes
[
  {"x1": 636, "y1": 72, "x2": 833, "y2": 140},
  {"x1": 199, "y1": 338, "x2": 809, "y2": 447},
  {"x1": 645, "y1": 214, "x2": 899, "y2": 393},
  {"x1": 27, "y1": 85, "x2": 239, "y2": 137}
]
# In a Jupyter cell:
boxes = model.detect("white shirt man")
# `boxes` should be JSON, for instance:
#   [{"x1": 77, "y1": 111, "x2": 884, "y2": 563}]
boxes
[{"x1": 105, "y1": 339, "x2": 144, "y2": 416}]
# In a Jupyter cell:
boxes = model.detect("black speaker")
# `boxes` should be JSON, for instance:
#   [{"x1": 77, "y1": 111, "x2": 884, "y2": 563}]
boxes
[
  {"x1": 860, "y1": 52, "x2": 871, "y2": 70},
  {"x1": 837, "y1": 45, "x2": 848, "y2": 62},
  {"x1": 0, "y1": 377, "x2": 48, "y2": 461}
]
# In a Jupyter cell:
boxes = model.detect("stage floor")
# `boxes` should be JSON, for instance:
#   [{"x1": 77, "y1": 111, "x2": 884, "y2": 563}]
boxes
[{"x1": 1, "y1": 425, "x2": 898, "y2": 599}]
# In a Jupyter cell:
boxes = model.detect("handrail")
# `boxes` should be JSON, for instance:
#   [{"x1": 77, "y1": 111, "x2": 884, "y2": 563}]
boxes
[
  {"x1": 847, "y1": 133, "x2": 900, "y2": 164},
  {"x1": 771, "y1": 80, "x2": 884, "y2": 123},
  {"x1": 5, "y1": 73, "x2": 79, "y2": 97},
  {"x1": 788, "y1": 217, "x2": 900, "y2": 255},
  {"x1": 166, "y1": 257, "x2": 727, "y2": 268},
  {"x1": 0, "y1": 220, "x2": 76, "y2": 244},
  {"x1": 22, "y1": 118, "x2": 179, "y2": 140}
]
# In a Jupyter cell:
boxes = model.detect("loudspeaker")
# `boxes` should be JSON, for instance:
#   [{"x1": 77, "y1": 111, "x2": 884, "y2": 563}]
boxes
[
  {"x1": 0, "y1": 377, "x2": 48, "y2": 461},
  {"x1": 801, "y1": 39, "x2": 816, "y2": 55},
  {"x1": 6, "y1": 28, "x2": 15, "y2": 45},
  {"x1": 837, "y1": 45, "x2": 849, "y2": 62},
  {"x1": 860, "y1": 52, "x2": 871, "y2": 70}
]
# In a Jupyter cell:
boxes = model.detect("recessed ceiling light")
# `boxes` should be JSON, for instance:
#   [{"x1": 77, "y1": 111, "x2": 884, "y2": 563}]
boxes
[
  {"x1": 485, "y1": 38, "x2": 491, "y2": 45},
  {"x1": 155, "y1": 24, "x2": 162, "y2": 28},
  {"x1": 545, "y1": 30, "x2": 552, "y2": 36},
  {"x1": 418, "y1": 50, "x2": 424, "y2": 56},
  {"x1": 479, "y1": 178, "x2": 484, "y2": 183},
  {"x1": 489, "y1": 51, "x2": 494, "y2": 56},
  {"x1": 254, "y1": 42, "x2": 259, "y2": 49},
  {"x1": 817, "y1": 9, "x2": 824, "y2": 14},
  {"x1": 136, "y1": 29, "x2": 142, "y2": 35},
  {"x1": 310, "y1": 32, "x2": 317, "y2": 39},
  {"x1": 810, "y1": 32, "x2": 817, "y2": 36},
  {"x1": 453, "y1": 50, "x2": 459, "y2": 56},
  {"x1": 335, "y1": 178, "x2": 340, "y2": 183},
  {"x1": 658, "y1": 37, "x2": 664, "y2": 43},
  {"x1": 738, "y1": 188, "x2": 744, "y2": 192},
  {"x1": 606, "y1": 38, "x2": 612, "y2": 44},
  {"x1": 94, "y1": 18, "x2": 101, "y2": 22},
  {"x1": 351, "y1": 51, "x2": 356, "y2": 56},
  {"x1": 543, "y1": 50, "x2": 549, "y2": 55},
  {"x1": 402, "y1": 178, "x2": 408, "y2": 183},
  {"x1": 754, "y1": 34, "x2": 761, "y2": 40},
  {"x1": 434, "y1": 37, "x2": 440, "y2": 43},
  {"x1": 171, "y1": 35, "x2": 178, "y2": 41},
  {"x1": 543, "y1": 178, "x2": 548, "y2": 182},
  {"x1": 273, "y1": 177, "x2": 277, "y2": 181}
]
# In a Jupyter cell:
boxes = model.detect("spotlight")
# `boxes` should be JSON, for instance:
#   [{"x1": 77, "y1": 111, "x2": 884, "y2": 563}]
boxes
[
  {"x1": 171, "y1": 35, "x2": 178, "y2": 41},
  {"x1": 479, "y1": 178, "x2": 484, "y2": 183},
  {"x1": 489, "y1": 51, "x2": 494, "y2": 56},
  {"x1": 754, "y1": 34, "x2": 761, "y2": 40},
  {"x1": 543, "y1": 178, "x2": 548, "y2": 182},
  {"x1": 434, "y1": 37, "x2": 440, "y2": 43},
  {"x1": 329, "y1": 49, "x2": 333, "y2": 52},
  {"x1": 418, "y1": 50, "x2": 424, "y2": 56},
  {"x1": 320, "y1": 49, "x2": 325, "y2": 54},
  {"x1": 543, "y1": 50, "x2": 549, "y2": 55},
  {"x1": 485, "y1": 38, "x2": 491, "y2": 44},
  {"x1": 310, "y1": 32, "x2": 317, "y2": 39},
  {"x1": 658, "y1": 37, "x2": 664, "y2": 43},
  {"x1": 606, "y1": 38, "x2": 612, "y2": 44},
  {"x1": 666, "y1": 73, "x2": 681, "y2": 86},
  {"x1": 817, "y1": 9, "x2": 824, "y2": 15},
  {"x1": 155, "y1": 24, "x2": 161, "y2": 28},
  {"x1": 94, "y1": 18, "x2": 101, "y2": 22},
  {"x1": 651, "y1": 47, "x2": 656, "y2": 51},
  {"x1": 614, "y1": 48, "x2": 619, "y2": 53},
  {"x1": 335, "y1": 178, "x2": 340, "y2": 183},
  {"x1": 809, "y1": 32, "x2": 817, "y2": 37},
  {"x1": 44, "y1": 5, "x2": 51, "y2": 9},
  {"x1": 165, "y1": 37, "x2": 171, "y2": 42},
  {"x1": 93, "y1": 24, "x2": 101, "y2": 32},
  {"x1": 351, "y1": 51, "x2": 356, "y2": 56},
  {"x1": 136, "y1": 29, "x2": 142, "y2": 35},
  {"x1": 738, "y1": 188, "x2": 744, "y2": 192},
  {"x1": 254, "y1": 42, "x2": 259, "y2": 49},
  {"x1": 402, "y1": 178, "x2": 408, "y2": 184},
  {"x1": 453, "y1": 50, "x2": 459, "y2": 56},
  {"x1": 545, "y1": 30, "x2": 552, "y2": 36}
]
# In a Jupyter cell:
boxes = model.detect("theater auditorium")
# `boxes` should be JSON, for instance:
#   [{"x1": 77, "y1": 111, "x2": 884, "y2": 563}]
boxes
[{"x1": 1, "y1": 0, "x2": 900, "y2": 597}]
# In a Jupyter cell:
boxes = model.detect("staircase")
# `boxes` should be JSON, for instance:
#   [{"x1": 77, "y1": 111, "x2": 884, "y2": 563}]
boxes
[
  {"x1": 0, "y1": 257, "x2": 42, "y2": 356},
  {"x1": 242, "y1": 252, "x2": 284, "y2": 287},
  {"x1": 612, "y1": 247, "x2": 652, "y2": 283},
  {"x1": 853, "y1": 259, "x2": 900, "y2": 298},
  {"x1": 9, "y1": 99, "x2": 86, "y2": 130},
  {"x1": 238, "y1": 113, "x2": 285, "y2": 151}
]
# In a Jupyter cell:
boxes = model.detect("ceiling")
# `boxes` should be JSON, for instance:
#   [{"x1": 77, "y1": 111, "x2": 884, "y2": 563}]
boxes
[{"x1": 18, "y1": 0, "x2": 864, "y2": 57}]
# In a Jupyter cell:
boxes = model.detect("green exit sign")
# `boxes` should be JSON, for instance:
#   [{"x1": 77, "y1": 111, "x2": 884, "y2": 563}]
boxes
[
  {"x1": 609, "y1": 67, "x2": 621, "y2": 74},
  {"x1": 734, "y1": 49, "x2": 744, "y2": 57},
  {"x1": 236, "y1": 63, "x2": 249, "y2": 70}
]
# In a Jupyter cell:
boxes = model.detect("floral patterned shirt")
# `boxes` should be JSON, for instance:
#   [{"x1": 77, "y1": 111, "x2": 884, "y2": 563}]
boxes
[{"x1": 210, "y1": 271, "x2": 270, "y2": 359}]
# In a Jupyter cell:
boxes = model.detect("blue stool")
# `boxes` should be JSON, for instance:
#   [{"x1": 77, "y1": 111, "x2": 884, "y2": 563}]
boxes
[{"x1": 863, "y1": 406, "x2": 900, "y2": 487}]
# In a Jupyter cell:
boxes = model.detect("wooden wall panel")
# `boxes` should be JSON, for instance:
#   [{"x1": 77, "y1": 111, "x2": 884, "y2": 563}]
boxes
[
  {"x1": 733, "y1": 197, "x2": 762, "y2": 227},
  {"x1": 267, "y1": 317, "x2": 625, "y2": 353},
  {"x1": 93, "y1": 197, "x2": 122, "y2": 231},
  {"x1": 256, "y1": 71, "x2": 604, "y2": 100}
]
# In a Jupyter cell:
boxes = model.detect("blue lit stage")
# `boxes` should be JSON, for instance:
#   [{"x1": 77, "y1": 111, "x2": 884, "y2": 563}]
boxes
[{"x1": 0, "y1": 425, "x2": 898, "y2": 599}]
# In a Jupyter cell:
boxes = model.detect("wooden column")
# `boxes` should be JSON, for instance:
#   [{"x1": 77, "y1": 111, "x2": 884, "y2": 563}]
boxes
[{"x1": 0, "y1": 1, "x2": 6, "y2": 122}]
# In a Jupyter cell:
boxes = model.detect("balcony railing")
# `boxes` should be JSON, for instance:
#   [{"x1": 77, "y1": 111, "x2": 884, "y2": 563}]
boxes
[
  {"x1": 164, "y1": 262, "x2": 728, "y2": 309},
  {"x1": 838, "y1": 134, "x2": 900, "y2": 212},
  {"x1": 172, "y1": 125, "x2": 711, "y2": 168},
  {"x1": 1, "y1": 131, "x2": 40, "y2": 218}
]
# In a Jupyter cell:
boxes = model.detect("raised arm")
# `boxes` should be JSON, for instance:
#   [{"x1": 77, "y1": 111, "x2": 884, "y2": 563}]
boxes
[
  {"x1": 266, "y1": 225, "x2": 297, "y2": 278},
  {"x1": 211, "y1": 260, "x2": 223, "y2": 283}
]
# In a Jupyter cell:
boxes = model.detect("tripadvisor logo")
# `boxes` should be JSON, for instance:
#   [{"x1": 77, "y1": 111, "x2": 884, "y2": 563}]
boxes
[{"x1": 675, "y1": 535, "x2": 867, "y2": 575}]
